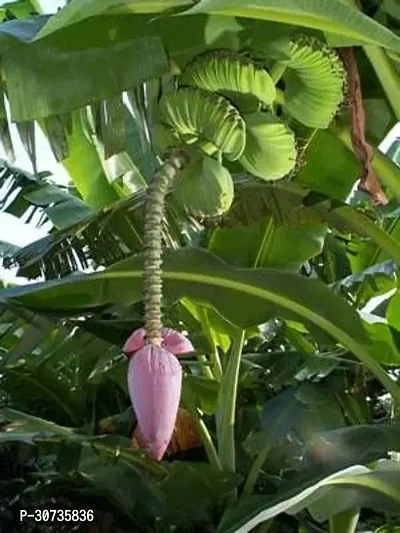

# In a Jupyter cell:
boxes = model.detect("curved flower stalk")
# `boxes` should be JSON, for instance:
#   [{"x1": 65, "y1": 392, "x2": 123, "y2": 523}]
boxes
[
  {"x1": 142, "y1": 151, "x2": 188, "y2": 346},
  {"x1": 125, "y1": 150, "x2": 191, "y2": 461}
]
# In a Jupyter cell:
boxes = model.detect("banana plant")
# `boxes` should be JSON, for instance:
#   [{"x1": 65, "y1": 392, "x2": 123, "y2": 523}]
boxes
[{"x1": 0, "y1": 1, "x2": 400, "y2": 533}]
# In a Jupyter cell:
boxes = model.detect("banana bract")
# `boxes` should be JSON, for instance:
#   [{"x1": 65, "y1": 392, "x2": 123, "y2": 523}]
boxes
[
  {"x1": 127, "y1": 344, "x2": 182, "y2": 461},
  {"x1": 283, "y1": 37, "x2": 346, "y2": 129},
  {"x1": 181, "y1": 50, "x2": 276, "y2": 112},
  {"x1": 159, "y1": 87, "x2": 246, "y2": 161},
  {"x1": 123, "y1": 327, "x2": 194, "y2": 356},
  {"x1": 239, "y1": 112, "x2": 297, "y2": 180},
  {"x1": 173, "y1": 155, "x2": 234, "y2": 218}
]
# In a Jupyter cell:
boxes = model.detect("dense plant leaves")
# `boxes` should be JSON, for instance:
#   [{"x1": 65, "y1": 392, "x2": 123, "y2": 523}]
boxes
[
  {"x1": 0, "y1": 247, "x2": 366, "y2": 337},
  {"x1": 376, "y1": 526, "x2": 400, "y2": 533},
  {"x1": 2, "y1": 30, "x2": 168, "y2": 122},
  {"x1": 244, "y1": 382, "x2": 346, "y2": 464},
  {"x1": 62, "y1": 111, "x2": 120, "y2": 210},
  {"x1": 185, "y1": 0, "x2": 400, "y2": 51},
  {"x1": 387, "y1": 289, "x2": 400, "y2": 331},
  {"x1": 306, "y1": 466, "x2": 400, "y2": 522},
  {"x1": 228, "y1": 179, "x2": 400, "y2": 265},
  {"x1": 180, "y1": 297, "x2": 234, "y2": 354},
  {"x1": 315, "y1": 233, "x2": 352, "y2": 284},
  {"x1": 38, "y1": 11, "x2": 244, "y2": 79},
  {"x1": 0, "y1": 409, "x2": 165, "y2": 474},
  {"x1": 7, "y1": 174, "x2": 400, "y2": 278},
  {"x1": 0, "y1": 160, "x2": 91, "y2": 232},
  {"x1": 333, "y1": 122, "x2": 400, "y2": 200},
  {"x1": 36, "y1": 0, "x2": 192, "y2": 39},
  {"x1": 2, "y1": 246, "x2": 400, "y2": 400},
  {"x1": 38, "y1": 0, "x2": 400, "y2": 51},
  {"x1": 348, "y1": 218, "x2": 400, "y2": 275},
  {"x1": 158, "y1": 462, "x2": 240, "y2": 529},
  {"x1": 0, "y1": 300, "x2": 125, "y2": 425},
  {"x1": 300, "y1": 424, "x2": 400, "y2": 479},
  {"x1": 364, "y1": 321, "x2": 400, "y2": 365},
  {"x1": 296, "y1": 129, "x2": 360, "y2": 200},
  {"x1": 364, "y1": 97, "x2": 396, "y2": 146},
  {"x1": 7, "y1": 190, "x2": 147, "y2": 279},
  {"x1": 0, "y1": 0, "x2": 38, "y2": 19},
  {"x1": 0, "y1": 85, "x2": 15, "y2": 163},
  {"x1": 217, "y1": 464, "x2": 400, "y2": 533},
  {"x1": 76, "y1": 444, "x2": 165, "y2": 525},
  {"x1": 5, "y1": 180, "x2": 195, "y2": 281},
  {"x1": 0, "y1": 13, "x2": 47, "y2": 43},
  {"x1": 0, "y1": 411, "x2": 167, "y2": 527},
  {"x1": 9, "y1": 178, "x2": 400, "y2": 282},
  {"x1": 2, "y1": 364, "x2": 86, "y2": 426},
  {"x1": 293, "y1": 381, "x2": 346, "y2": 435},
  {"x1": 327, "y1": 510, "x2": 360, "y2": 533},
  {"x1": 0, "y1": 408, "x2": 241, "y2": 530},
  {"x1": 243, "y1": 349, "x2": 342, "y2": 387},
  {"x1": 182, "y1": 375, "x2": 220, "y2": 415},
  {"x1": 330, "y1": 261, "x2": 397, "y2": 309},
  {"x1": 243, "y1": 387, "x2": 306, "y2": 457},
  {"x1": 208, "y1": 216, "x2": 325, "y2": 270}
]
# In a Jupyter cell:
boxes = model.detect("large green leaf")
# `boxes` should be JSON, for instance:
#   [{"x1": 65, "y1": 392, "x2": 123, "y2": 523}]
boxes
[
  {"x1": 387, "y1": 289, "x2": 400, "y2": 332},
  {"x1": 0, "y1": 409, "x2": 166, "y2": 476},
  {"x1": 2, "y1": 27, "x2": 169, "y2": 122},
  {"x1": 307, "y1": 468, "x2": 400, "y2": 521},
  {"x1": 62, "y1": 112, "x2": 119, "y2": 210},
  {"x1": 300, "y1": 424, "x2": 400, "y2": 478},
  {"x1": 0, "y1": 0, "x2": 38, "y2": 18},
  {"x1": 182, "y1": 374, "x2": 220, "y2": 415},
  {"x1": 228, "y1": 180, "x2": 400, "y2": 266},
  {"x1": 36, "y1": 0, "x2": 192, "y2": 39},
  {"x1": 364, "y1": 321, "x2": 400, "y2": 366},
  {"x1": 217, "y1": 464, "x2": 400, "y2": 533},
  {"x1": 208, "y1": 217, "x2": 325, "y2": 270},
  {"x1": 35, "y1": 0, "x2": 400, "y2": 52},
  {"x1": 243, "y1": 387, "x2": 307, "y2": 457},
  {"x1": 333, "y1": 124, "x2": 400, "y2": 201},
  {"x1": 296, "y1": 129, "x2": 360, "y2": 201},
  {"x1": 185, "y1": 0, "x2": 400, "y2": 52},
  {"x1": 2, "y1": 247, "x2": 399, "y2": 400},
  {"x1": 347, "y1": 218, "x2": 400, "y2": 274},
  {"x1": 0, "y1": 160, "x2": 85, "y2": 229}
]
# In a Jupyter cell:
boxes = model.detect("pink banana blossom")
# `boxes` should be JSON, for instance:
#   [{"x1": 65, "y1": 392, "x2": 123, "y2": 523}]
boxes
[
  {"x1": 124, "y1": 328, "x2": 194, "y2": 461},
  {"x1": 123, "y1": 327, "x2": 194, "y2": 357}
]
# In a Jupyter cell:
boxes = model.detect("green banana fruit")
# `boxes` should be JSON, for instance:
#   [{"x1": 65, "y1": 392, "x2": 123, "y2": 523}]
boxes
[
  {"x1": 173, "y1": 155, "x2": 234, "y2": 218},
  {"x1": 159, "y1": 87, "x2": 246, "y2": 161},
  {"x1": 282, "y1": 36, "x2": 346, "y2": 128},
  {"x1": 239, "y1": 112, "x2": 297, "y2": 180},
  {"x1": 180, "y1": 50, "x2": 276, "y2": 112}
]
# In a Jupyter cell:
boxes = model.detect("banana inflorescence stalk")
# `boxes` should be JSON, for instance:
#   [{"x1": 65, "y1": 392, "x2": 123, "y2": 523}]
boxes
[
  {"x1": 143, "y1": 150, "x2": 188, "y2": 345},
  {"x1": 123, "y1": 150, "x2": 192, "y2": 462}
]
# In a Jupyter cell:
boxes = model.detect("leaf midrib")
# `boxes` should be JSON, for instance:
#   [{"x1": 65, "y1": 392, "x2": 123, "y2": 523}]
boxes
[{"x1": 96, "y1": 269, "x2": 399, "y2": 400}]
